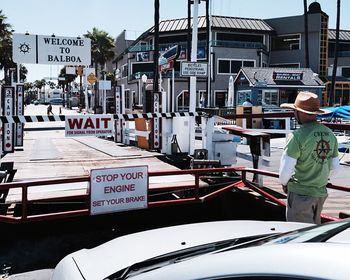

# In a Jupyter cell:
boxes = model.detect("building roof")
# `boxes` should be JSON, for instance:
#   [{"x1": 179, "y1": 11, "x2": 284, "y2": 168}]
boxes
[
  {"x1": 328, "y1": 29, "x2": 350, "y2": 41},
  {"x1": 151, "y1": 15, "x2": 274, "y2": 33},
  {"x1": 237, "y1": 67, "x2": 325, "y2": 87}
]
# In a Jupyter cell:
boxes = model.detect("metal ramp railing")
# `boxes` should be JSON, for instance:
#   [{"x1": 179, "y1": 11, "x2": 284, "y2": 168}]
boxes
[{"x1": 0, "y1": 167, "x2": 347, "y2": 224}]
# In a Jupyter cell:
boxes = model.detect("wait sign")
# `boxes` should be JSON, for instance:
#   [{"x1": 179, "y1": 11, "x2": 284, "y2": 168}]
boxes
[
  {"x1": 90, "y1": 166, "x2": 148, "y2": 215},
  {"x1": 65, "y1": 115, "x2": 113, "y2": 137},
  {"x1": 180, "y1": 62, "x2": 208, "y2": 77}
]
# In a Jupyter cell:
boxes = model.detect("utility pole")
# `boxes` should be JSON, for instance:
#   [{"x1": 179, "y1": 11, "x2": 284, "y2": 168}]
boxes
[
  {"x1": 187, "y1": 0, "x2": 191, "y2": 99},
  {"x1": 329, "y1": 0, "x2": 341, "y2": 107},
  {"x1": 206, "y1": 0, "x2": 211, "y2": 108},
  {"x1": 153, "y1": 0, "x2": 160, "y2": 93},
  {"x1": 189, "y1": 0, "x2": 199, "y2": 155}
]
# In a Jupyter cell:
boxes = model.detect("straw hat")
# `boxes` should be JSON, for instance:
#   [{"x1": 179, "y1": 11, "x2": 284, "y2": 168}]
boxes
[{"x1": 280, "y1": 91, "x2": 328, "y2": 115}]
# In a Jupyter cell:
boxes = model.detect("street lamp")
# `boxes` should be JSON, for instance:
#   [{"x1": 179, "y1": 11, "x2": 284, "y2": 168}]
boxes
[{"x1": 141, "y1": 74, "x2": 148, "y2": 113}]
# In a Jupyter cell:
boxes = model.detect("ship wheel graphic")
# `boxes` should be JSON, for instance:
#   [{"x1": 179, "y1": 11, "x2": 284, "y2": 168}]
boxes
[
  {"x1": 314, "y1": 138, "x2": 331, "y2": 161},
  {"x1": 19, "y1": 43, "x2": 31, "y2": 54}
]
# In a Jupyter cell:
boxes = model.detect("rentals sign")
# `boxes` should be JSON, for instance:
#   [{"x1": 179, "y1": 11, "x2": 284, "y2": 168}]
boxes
[{"x1": 12, "y1": 33, "x2": 91, "y2": 65}]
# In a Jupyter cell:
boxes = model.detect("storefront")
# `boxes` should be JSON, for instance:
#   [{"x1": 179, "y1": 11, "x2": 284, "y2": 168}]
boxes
[{"x1": 234, "y1": 67, "x2": 325, "y2": 109}]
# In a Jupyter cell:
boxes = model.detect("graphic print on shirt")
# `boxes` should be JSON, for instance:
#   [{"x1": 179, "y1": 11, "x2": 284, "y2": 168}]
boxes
[{"x1": 313, "y1": 135, "x2": 332, "y2": 164}]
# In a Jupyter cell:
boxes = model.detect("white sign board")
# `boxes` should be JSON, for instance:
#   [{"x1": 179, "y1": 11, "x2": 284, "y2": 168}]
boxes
[
  {"x1": 13, "y1": 33, "x2": 91, "y2": 65},
  {"x1": 65, "y1": 115, "x2": 113, "y2": 137},
  {"x1": 90, "y1": 166, "x2": 148, "y2": 215},
  {"x1": 98, "y1": 80, "x2": 112, "y2": 90},
  {"x1": 66, "y1": 66, "x2": 76, "y2": 75},
  {"x1": 180, "y1": 62, "x2": 208, "y2": 77}
]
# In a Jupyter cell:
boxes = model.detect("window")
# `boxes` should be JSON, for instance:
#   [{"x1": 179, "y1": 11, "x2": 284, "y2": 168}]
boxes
[
  {"x1": 216, "y1": 33, "x2": 264, "y2": 43},
  {"x1": 272, "y1": 34, "x2": 301, "y2": 51},
  {"x1": 214, "y1": 91, "x2": 227, "y2": 107},
  {"x1": 177, "y1": 91, "x2": 190, "y2": 111},
  {"x1": 198, "y1": 91, "x2": 207, "y2": 108},
  {"x1": 121, "y1": 64, "x2": 128, "y2": 78},
  {"x1": 131, "y1": 63, "x2": 153, "y2": 75},
  {"x1": 231, "y1": 61, "x2": 242, "y2": 74},
  {"x1": 270, "y1": 63, "x2": 300, "y2": 68},
  {"x1": 125, "y1": 89, "x2": 131, "y2": 109},
  {"x1": 237, "y1": 90, "x2": 251, "y2": 105},
  {"x1": 218, "y1": 59, "x2": 256, "y2": 74},
  {"x1": 257, "y1": 90, "x2": 279, "y2": 106},
  {"x1": 219, "y1": 60, "x2": 230, "y2": 73},
  {"x1": 342, "y1": 67, "x2": 350, "y2": 78}
]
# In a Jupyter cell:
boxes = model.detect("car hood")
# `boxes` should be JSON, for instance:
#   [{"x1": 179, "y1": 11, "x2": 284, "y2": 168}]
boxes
[{"x1": 52, "y1": 220, "x2": 311, "y2": 280}]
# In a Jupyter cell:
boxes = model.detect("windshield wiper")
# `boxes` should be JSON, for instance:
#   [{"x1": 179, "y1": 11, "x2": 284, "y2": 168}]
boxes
[{"x1": 104, "y1": 235, "x2": 264, "y2": 280}]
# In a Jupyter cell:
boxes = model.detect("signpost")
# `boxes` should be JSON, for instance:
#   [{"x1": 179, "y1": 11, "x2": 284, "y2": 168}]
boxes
[{"x1": 90, "y1": 166, "x2": 148, "y2": 215}]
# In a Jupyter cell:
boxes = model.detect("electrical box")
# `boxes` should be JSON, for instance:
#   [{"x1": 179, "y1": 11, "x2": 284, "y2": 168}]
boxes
[{"x1": 213, "y1": 141, "x2": 237, "y2": 166}]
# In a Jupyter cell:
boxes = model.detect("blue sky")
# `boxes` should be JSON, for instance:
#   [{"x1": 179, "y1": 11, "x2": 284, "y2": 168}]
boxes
[{"x1": 1, "y1": 0, "x2": 350, "y2": 82}]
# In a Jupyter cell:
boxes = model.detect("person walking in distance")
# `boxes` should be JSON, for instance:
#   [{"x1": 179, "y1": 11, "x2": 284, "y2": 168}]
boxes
[
  {"x1": 279, "y1": 91, "x2": 339, "y2": 224},
  {"x1": 47, "y1": 103, "x2": 53, "y2": 115}
]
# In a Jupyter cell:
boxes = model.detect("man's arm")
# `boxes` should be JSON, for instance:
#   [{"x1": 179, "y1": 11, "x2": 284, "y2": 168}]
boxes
[
  {"x1": 330, "y1": 156, "x2": 340, "y2": 177},
  {"x1": 279, "y1": 152, "x2": 297, "y2": 193}
]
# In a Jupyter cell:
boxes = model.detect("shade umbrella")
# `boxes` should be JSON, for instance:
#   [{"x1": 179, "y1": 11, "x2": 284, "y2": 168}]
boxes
[{"x1": 227, "y1": 75, "x2": 234, "y2": 107}]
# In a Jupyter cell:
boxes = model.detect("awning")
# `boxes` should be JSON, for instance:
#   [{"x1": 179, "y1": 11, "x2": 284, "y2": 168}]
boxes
[{"x1": 321, "y1": 105, "x2": 350, "y2": 119}]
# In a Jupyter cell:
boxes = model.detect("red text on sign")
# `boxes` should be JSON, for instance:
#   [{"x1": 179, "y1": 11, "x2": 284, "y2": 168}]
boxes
[{"x1": 67, "y1": 117, "x2": 111, "y2": 129}]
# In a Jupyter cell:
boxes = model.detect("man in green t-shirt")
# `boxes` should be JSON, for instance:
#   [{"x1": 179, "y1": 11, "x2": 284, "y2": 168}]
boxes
[{"x1": 279, "y1": 91, "x2": 339, "y2": 224}]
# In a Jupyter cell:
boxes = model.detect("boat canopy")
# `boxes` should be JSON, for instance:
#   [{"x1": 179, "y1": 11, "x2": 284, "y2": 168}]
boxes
[{"x1": 321, "y1": 106, "x2": 350, "y2": 119}]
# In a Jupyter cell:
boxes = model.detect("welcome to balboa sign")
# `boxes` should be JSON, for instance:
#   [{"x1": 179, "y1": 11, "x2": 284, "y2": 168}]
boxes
[{"x1": 12, "y1": 33, "x2": 91, "y2": 65}]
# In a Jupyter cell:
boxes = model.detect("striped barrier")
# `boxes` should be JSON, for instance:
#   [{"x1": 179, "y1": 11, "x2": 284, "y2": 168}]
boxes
[{"x1": 0, "y1": 112, "x2": 205, "y2": 124}]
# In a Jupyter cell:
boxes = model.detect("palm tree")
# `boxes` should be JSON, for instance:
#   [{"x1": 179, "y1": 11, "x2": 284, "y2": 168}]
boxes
[
  {"x1": 0, "y1": 10, "x2": 14, "y2": 84},
  {"x1": 58, "y1": 66, "x2": 76, "y2": 91},
  {"x1": 329, "y1": 0, "x2": 341, "y2": 106},
  {"x1": 84, "y1": 27, "x2": 115, "y2": 78}
]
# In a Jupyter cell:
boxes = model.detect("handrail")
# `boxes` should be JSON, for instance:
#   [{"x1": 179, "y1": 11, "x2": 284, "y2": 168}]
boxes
[{"x1": 0, "y1": 167, "x2": 346, "y2": 223}]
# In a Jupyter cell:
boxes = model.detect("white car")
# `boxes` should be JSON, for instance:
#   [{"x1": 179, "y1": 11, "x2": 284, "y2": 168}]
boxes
[
  {"x1": 52, "y1": 219, "x2": 350, "y2": 279},
  {"x1": 52, "y1": 220, "x2": 311, "y2": 280}
]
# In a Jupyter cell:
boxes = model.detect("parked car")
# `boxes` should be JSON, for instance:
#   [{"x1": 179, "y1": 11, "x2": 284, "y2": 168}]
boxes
[
  {"x1": 52, "y1": 220, "x2": 312, "y2": 280},
  {"x1": 50, "y1": 98, "x2": 63, "y2": 105},
  {"x1": 51, "y1": 219, "x2": 350, "y2": 280}
]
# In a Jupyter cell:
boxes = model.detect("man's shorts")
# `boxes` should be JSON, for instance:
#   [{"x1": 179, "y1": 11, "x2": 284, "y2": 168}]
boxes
[{"x1": 286, "y1": 191, "x2": 327, "y2": 224}]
